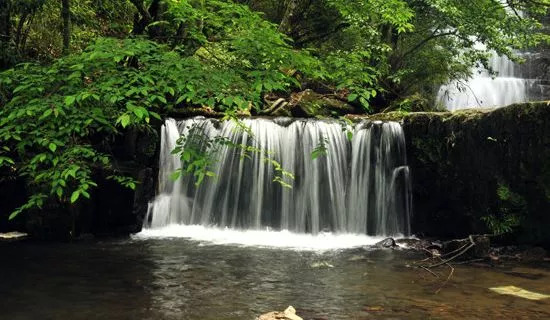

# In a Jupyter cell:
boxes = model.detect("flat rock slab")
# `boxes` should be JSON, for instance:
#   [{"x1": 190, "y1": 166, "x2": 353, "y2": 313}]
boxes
[
  {"x1": 0, "y1": 232, "x2": 28, "y2": 241},
  {"x1": 257, "y1": 306, "x2": 303, "y2": 320},
  {"x1": 489, "y1": 286, "x2": 550, "y2": 300}
]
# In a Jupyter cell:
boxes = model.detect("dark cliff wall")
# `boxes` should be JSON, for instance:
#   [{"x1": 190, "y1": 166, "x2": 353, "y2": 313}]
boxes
[
  {"x1": 403, "y1": 102, "x2": 550, "y2": 245},
  {"x1": 0, "y1": 126, "x2": 159, "y2": 240}
]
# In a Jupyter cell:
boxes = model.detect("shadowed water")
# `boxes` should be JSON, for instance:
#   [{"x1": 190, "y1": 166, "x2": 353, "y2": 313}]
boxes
[{"x1": 1, "y1": 239, "x2": 549, "y2": 320}]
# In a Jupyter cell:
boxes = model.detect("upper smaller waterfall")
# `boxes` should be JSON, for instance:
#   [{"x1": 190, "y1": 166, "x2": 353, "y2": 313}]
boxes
[
  {"x1": 145, "y1": 117, "x2": 412, "y2": 237},
  {"x1": 437, "y1": 53, "x2": 529, "y2": 111}
]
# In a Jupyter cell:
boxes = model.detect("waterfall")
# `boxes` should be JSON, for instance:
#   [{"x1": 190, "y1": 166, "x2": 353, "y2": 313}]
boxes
[
  {"x1": 437, "y1": 53, "x2": 529, "y2": 111},
  {"x1": 144, "y1": 117, "x2": 411, "y2": 237}
]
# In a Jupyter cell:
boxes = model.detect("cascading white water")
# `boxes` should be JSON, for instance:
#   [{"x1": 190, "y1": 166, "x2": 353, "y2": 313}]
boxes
[
  {"x1": 437, "y1": 53, "x2": 529, "y2": 111},
  {"x1": 143, "y1": 117, "x2": 411, "y2": 242}
]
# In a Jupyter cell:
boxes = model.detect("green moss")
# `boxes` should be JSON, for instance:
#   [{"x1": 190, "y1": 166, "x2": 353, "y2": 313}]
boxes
[
  {"x1": 412, "y1": 137, "x2": 446, "y2": 165},
  {"x1": 539, "y1": 160, "x2": 550, "y2": 201}
]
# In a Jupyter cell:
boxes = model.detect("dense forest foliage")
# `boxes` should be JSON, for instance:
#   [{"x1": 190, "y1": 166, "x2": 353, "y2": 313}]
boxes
[{"x1": 0, "y1": 0, "x2": 549, "y2": 219}]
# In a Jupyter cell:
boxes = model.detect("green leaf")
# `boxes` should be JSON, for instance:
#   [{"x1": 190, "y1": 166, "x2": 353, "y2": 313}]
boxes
[
  {"x1": 348, "y1": 94, "x2": 358, "y2": 102},
  {"x1": 170, "y1": 170, "x2": 182, "y2": 181},
  {"x1": 48, "y1": 143, "x2": 57, "y2": 152},
  {"x1": 119, "y1": 114, "x2": 130, "y2": 128},
  {"x1": 8, "y1": 211, "x2": 19, "y2": 220},
  {"x1": 70, "y1": 191, "x2": 80, "y2": 203},
  {"x1": 205, "y1": 171, "x2": 216, "y2": 177},
  {"x1": 150, "y1": 111, "x2": 161, "y2": 120},
  {"x1": 65, "y1": 96, "x2": 76, "y2": 106},
  {"x1": 41, "y1": 109, "x2": 53, "y2": 119}
]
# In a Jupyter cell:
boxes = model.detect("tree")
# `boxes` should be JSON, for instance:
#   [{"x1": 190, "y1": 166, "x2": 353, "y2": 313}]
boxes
[
  {"x1": 61, "y1": 0, "x2": 70, "y2": 53},
  {"x1": 1, "y1": 0, "x2": 549, "y2": 221},
  {"x1": 0, "y1": 0, "x2": 12, "y2": 69},
  {"x1": 0, "y1": 0, "x2": 317, "y2": 219}
]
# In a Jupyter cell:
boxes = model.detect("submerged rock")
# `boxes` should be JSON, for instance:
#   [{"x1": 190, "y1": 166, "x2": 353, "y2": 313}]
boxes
[
  {"x1": 0, "y1": 231, "x2": 28, "y2": 241},
  {"x1": 310, "y1": 261, "x2": 334, "y2": 268},
  {"x1": 396, "y1": 238, "x2": 439, "y2": 251},
  {"x1": 257, "y1": 306, "x2": 303, "y2": 320},
  {"x1": 489, "y1": 286, "x2": 550, "y2": 301},
  {"x1": 520, "y1": 247, "x2": 548, "y2": 262},
  {"x1": 374, "y1": 237, "x2": 397, "y2": 248},
  {"x1": 442, "y1": 235, "x2": 490, "y2": 259}
]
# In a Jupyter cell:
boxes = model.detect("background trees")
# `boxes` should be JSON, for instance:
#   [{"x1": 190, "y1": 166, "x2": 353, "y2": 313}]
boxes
[{"x1": 0, "y1": 0, "x2": 549, "y2": 220}]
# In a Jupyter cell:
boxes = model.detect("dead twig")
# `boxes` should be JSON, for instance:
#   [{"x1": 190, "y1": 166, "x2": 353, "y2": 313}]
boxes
[
  {"x1": 422, "y1": 235, "x2": 476, "y2": 268},
  {"x1": 435, "y1": 263, "x2": 455, "y2": 294},
  {"x1": 420, "y1": 266, "x2": 439, "y2": 278},
  {"x1": 450, "y1": 258, "x2": 485, "y2": 265}
]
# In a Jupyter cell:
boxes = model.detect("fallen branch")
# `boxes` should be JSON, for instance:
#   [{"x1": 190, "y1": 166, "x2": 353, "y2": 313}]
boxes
[
  {"x1": 420, "y1": 265, "x2": 439, "y2": 278},
  {"x1": 412, "y1": 235, "x2": 480, "y2": 294},
  {"x1": 450, "y1": 258, "x2": 485, "y2": 265},
  {"x1": 423, "y1": 235, "x2": 476, "y2": 268},
  {"x1": 435, "y1": 263, "x2": 455, "y2": 294}
]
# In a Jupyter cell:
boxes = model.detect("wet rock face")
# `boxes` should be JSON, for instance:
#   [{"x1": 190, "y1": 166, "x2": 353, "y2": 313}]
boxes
[
  {"x1": 403, "y1": 102, "x2": 550, "y2": 246},
  {"x1": 1, "y1": 124, "x2": 160, "y2": 239},
  {"x1": 86, "y1": 126, "x2": 160, "y2": 237}
]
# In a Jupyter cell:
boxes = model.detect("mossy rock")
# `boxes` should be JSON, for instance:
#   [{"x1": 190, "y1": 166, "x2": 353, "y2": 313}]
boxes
[
  {"x1": 279, "y1": 90, "x2": 358, "y2": 118},
  {"x1": 403, "y1": 101, "x2": 550, "y2": 246}
]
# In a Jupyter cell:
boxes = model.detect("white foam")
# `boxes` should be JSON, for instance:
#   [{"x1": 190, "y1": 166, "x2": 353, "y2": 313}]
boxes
[{"x1": 133, "y1": 224, "x2": 395, "y2": 251}]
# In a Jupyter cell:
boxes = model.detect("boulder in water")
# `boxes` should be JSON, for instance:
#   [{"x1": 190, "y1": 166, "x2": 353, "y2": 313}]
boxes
[
  {"x1": 310, "y1": 261, "x2": 334, "y2": 268},
  {"x1": 0, "y1": 231, "x2": 28, "y2": 242},
  {"x1": 257, "y1": 306, "x2": 303, "y2": 320},
  {"x1": 374, "y1": 237, "x2": 397, "y2": 248},
  {"x1": 520, "y1": 247, "x2": 548, "y2": 262},
  {"x1": 442, "y1": 235, "x2": 490, "y2": 259}
]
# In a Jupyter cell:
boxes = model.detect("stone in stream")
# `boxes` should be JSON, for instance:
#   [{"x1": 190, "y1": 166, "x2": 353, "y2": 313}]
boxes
[
  {"x1": 520, "y1": 247, "x2": 547, "y2": 262},
  {"x1": 489, "y1": 286, "x2": 550, "y2": 301},
  {"x1": 442, "y1": 235, "x2": 490, "y2": 259},
  {"x1": 395, "y1": 238, "x2": 438, "y2": 251},
  {"x1": 257, "y1": 306, "x2": 303, "y2": 320},
  {"x1": 310, "y1": 261, "x2": 334, "y2": 268},
  {"x1": 374, "y1": 237, "x2": 397, "y2": 248},
  {"x1": 0, "y1": 232, "x2": 28, "y2": 242}
]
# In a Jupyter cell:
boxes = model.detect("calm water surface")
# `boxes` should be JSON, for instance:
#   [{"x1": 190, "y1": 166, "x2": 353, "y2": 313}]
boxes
[{"x1": 1, "y1": 238, "x2": 549, "y2": 319}]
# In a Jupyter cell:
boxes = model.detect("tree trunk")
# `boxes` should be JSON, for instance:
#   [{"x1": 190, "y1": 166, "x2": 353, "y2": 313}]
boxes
[
  {"x1": 15, "y1": 12, "x2": 28, "y2": 51},
  {"x1": 0, "y1": 0, "x2": 12, "y2": 69},
  {"x1": 20, "y1": 14, "x2": 35, "y2": 53},
  {"x1": 130, "y1": 0, "x2": 162, "y2": 35},
  {"x1": 0, "y1": 0, "x2": 10, "y2": 43},
  {"x1": 61, "y1": 0, "x2": 70, "y2": 54},
  {"x1": 278, "y1": 0, "x2": 311, "y2": 36}
]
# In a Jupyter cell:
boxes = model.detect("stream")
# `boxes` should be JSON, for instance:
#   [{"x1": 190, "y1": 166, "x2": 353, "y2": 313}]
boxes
[{"x1": 1, "y1": 234, "x2": 549, "y2": 319}]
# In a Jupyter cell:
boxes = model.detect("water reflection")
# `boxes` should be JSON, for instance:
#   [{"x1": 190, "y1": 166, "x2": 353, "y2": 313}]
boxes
[
  {"x1": 0, "y1": 240, "x2": 156, "y2": 319},
  {"x1": 1, "y1": 239, "x2": 549, "y2": 319}
]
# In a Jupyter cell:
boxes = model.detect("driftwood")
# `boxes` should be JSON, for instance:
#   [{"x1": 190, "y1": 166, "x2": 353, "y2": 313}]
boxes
[
  {"x1": 424, "y1": 235, "x2": 476, "y2": 268},
  {"x1": 412, "y1": 235, "x2": 488, "y2": 294},
  {"x1": 259, "y1": 98, "x2": 289, "y2": 115},
  {"x1": 167, "y1": 107, "x2": 225, "y2": 118}
]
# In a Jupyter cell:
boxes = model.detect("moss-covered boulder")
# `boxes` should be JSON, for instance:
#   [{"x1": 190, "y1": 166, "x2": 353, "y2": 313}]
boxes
[{"x1": 271, "y1": 89, "x2": 359, "y2": 118}]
